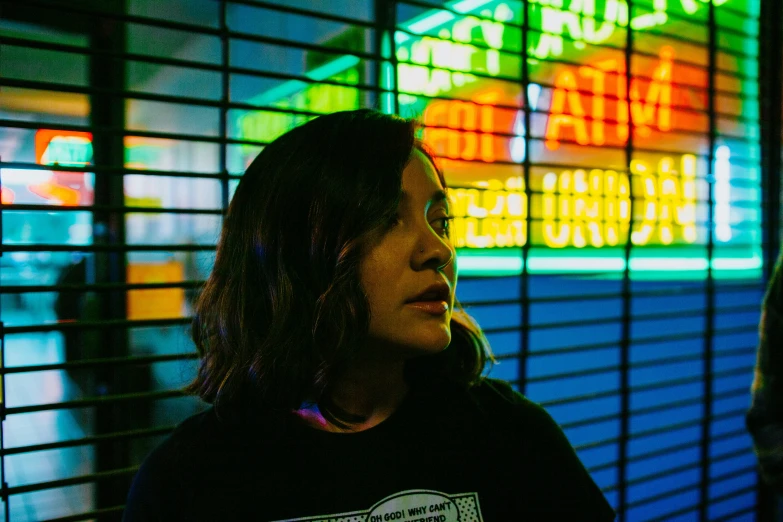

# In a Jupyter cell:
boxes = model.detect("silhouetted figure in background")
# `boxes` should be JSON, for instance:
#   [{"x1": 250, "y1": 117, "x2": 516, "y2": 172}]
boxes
[{"x1": 54, "y1": 255, "x2": 91, "y2": 392}]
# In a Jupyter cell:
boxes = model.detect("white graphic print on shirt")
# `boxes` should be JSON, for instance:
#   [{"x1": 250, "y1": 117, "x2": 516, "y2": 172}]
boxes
[{"x1": 274, "y1": 489, "x2": 483, "y2": 522}]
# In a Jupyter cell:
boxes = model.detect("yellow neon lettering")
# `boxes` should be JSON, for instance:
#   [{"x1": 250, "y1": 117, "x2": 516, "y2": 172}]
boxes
[
  {"x1": 630, "y1": 160, "x2": 656, "y2": 246},
  {"x1": 677, "y1": 154, "x2": 698, "y2": 243},
  {"x1": 542, "y1": 172, "x2": 571, "y2": 247},
  {"x1": 546, "y1": 70, "x2": 590, "y2": 150},
  {"x1": 448, "y1": 155, "x2": 701, "y2": 250},
  {"x1": 451, "y1": 176, "x2": 527, "y2": 249},
  {"x1": 629, "y1": 154, "x2": 699, "y2": 246},
  {"x1": 657, "y1": 156, "x2": 677, "y2": 244},
  {"x1": 604, "y1": 169, "x2": 631, "y2": 246}
]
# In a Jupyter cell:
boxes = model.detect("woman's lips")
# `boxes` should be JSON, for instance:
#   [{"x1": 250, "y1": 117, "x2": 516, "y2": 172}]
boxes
[{"x1": 405, "y1": 300, "x2": 449, "y2": 315}]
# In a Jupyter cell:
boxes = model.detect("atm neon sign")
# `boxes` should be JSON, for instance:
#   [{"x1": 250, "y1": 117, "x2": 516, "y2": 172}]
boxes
[{"x1": 546, "y1": 47, "x2": 674, "y2": 149}]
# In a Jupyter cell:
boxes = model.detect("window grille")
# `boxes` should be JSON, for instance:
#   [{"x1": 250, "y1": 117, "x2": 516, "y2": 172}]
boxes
[{"x1": 0, "y1": 0, "x2": 776, "y2": 520}]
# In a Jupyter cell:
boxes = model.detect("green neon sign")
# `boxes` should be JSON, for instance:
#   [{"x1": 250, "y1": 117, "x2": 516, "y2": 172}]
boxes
[{"x1": 456, "y1": 248, "x2": 762, "y2": 280}]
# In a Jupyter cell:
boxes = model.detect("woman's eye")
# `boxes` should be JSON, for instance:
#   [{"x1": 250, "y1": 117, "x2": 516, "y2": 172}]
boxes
[{"x1": 432, "y1": 216, "x2": 454, "y2": 236}]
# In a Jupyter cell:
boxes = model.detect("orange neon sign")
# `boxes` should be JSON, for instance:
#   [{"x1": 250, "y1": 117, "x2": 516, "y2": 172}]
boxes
[
  {"x1": 545, "y1": 47, "x2": 674, "y2": 150},
  {"x1": 30, "y1": 129, "x2": 93, "y2": 207},
  {"x1": 35, "y1": 129, "x2": 93, "y2": 166},
  {"x1": 421, "y1": 90, "x2": 502, "y2": 163}
]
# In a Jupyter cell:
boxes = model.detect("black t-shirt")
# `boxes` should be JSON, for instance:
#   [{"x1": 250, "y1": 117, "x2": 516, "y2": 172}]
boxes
[{"x1": 123, "y1": 378, "x2": 615, "y2": 521}]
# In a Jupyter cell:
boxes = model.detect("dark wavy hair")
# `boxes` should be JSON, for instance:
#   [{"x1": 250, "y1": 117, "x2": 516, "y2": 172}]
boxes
[{"x1": 186, "y1": 109, "x2": 493, "y2": 414}]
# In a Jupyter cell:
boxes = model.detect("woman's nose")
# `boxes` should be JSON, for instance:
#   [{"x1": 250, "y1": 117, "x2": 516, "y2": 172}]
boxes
[{"x1": 416, "y1": 236, "x2": 454, "y2": 271}]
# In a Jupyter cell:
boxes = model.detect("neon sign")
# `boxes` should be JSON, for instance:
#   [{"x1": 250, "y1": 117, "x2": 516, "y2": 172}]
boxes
[
  {"x1": 422, "y1": 91, "x2": 503, "y2": 163},
  {"x1": 528, "y1": 0, "x2": 731, "y2": 61},
  {"x1": 234, "y1": 0, "x2": 757, "y2": 276},
  {"x1": 35, "y1": 129, "x2": 93, "y2": 166},
  {"x1": 529, "y1": 0, "x2": 628, "y2": 60},
  {"x1": 419, "y1": 47, "x2": 676, "y2": 160},
  {"x1": 396, "y1": 3, "x2": 513, "y2": 97},
  {"x1": 546, "y1": 47, "x2": 674, "y2": 149},
  {"x1": 450, "y1": 176, "x2": 528, "y2": 248},
  {"x1": 28, "y1": 130, "x2": 94, "y2": 206},
  {"x1": 448, "y1": 152, "x2": 701, "y2": 250}
]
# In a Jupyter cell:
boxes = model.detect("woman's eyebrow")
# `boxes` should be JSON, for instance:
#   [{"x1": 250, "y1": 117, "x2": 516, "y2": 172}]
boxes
[{"x1": 401, "y1": 189, "x2": 448, "y2": 204}]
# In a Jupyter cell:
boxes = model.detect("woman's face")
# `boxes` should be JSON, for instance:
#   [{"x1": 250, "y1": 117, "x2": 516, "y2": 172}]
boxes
[{"x1": 359, "y1": 149, "x2": 456, "y2": 358}]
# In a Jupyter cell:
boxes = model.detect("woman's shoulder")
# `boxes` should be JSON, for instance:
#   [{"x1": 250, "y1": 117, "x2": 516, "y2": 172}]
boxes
[
  {"x1": 466, "y1": 378, "x2": 550, "y2": 418},
  {"x1": 123, "y1": 410, "x2": 216, "y2": 520},
  {"x1": 452, "y1": 377, "x2": 566, "y2": 441},
  {"x1": 135, "y1": 409, "x2": 221, "y2": 474}
]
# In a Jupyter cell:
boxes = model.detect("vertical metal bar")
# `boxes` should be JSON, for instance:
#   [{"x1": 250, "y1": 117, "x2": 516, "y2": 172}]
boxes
[
  {"x1": 384, "y1": 0, "x2": 400, "y2": 116},
  {"x1": 220, "y1": 0, "x2": 230, "y2": 212},
  {"x1": 374, "y1": 0, "x2": 399, "y2": 115},
  {"x1": 90, "y1": 0, "x2": 131, "y2": 512},
  {"x1": 519, "y1": 0, "x2": 532, "y2": 395},
  {"x1": 372, "y1": 0, "x2": 383, "y2": 110},
  {"x1": 760, "y1": 0, "x2": 782, "y2": 279},
  {"x1": 373, "y1": 0, "x2": 392, "y2": 112},
  {"x1": 699, "y1": 2, "x2": 717, "y2": 520},
  {"x1": 0, "y1": 321, "x2": 7, "y2": 522},
  {"x1": 618, "y1": 2, "x2": 635, "y2": 520},
  {"x1": 0, "y1": 155, "x2": 7, "y2": 521}
]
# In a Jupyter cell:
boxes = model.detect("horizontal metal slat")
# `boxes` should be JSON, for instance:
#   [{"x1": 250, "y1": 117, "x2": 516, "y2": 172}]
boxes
[
  {"x1": 41, "y1": 505, "x2": 125, "y2": 522},
  {"x1": 4, "y1": 389, "x2": 185, "y2": 416},
  {"x1": 4, "y1": 352, "x2": 198, "y2": 375},
  {"x1": 2, "y1": 425, "x2": 176, "y2": 457},
  {"x1": 5, "y1": 466, "x2": 137, "y2": 496}
]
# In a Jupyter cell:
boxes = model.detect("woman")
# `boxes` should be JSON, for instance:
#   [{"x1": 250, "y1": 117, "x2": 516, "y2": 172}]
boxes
[{"x1": 124, "y1": 109, "x2": 615, "y2": 521}]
